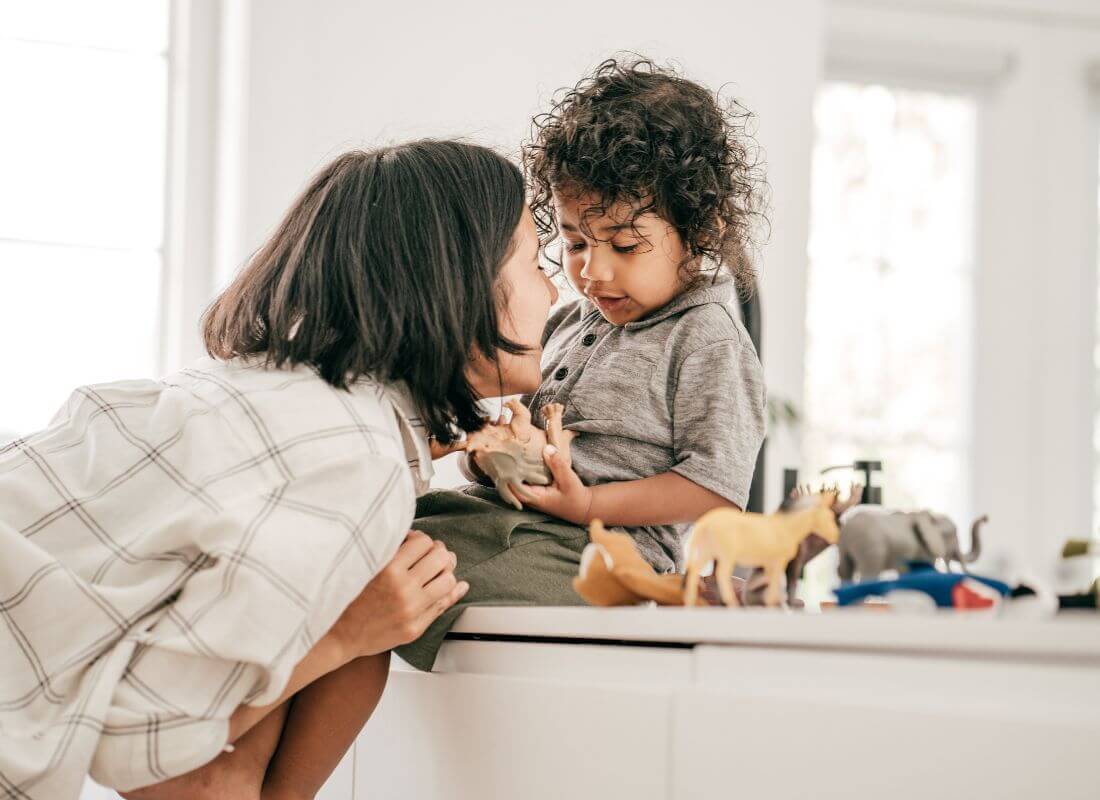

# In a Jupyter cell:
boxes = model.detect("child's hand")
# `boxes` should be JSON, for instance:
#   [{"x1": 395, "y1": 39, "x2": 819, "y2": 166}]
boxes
[{"x1": 520, "y1": 445, "x2": 594, "y2": 526}]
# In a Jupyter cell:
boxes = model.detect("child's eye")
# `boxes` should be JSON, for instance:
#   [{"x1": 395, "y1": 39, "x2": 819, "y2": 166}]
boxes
[
  {"x1": 612, "y1": 243, "x2": 639, "y2": 254},
  {"x1": 565, "y1": 240, "x2": 586, "y2": 253}
]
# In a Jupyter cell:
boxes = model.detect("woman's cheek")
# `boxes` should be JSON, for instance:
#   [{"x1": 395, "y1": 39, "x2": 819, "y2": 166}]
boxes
[{"x1": 500, "y1": 349, "x2": 543, "y2": 394}]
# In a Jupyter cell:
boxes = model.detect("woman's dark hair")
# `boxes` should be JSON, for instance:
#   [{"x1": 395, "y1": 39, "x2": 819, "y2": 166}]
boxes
[
  {"x1": 523, "y1": 55, "x2": 768, "y2": 294},
  {"x1": 203, "y1": 139, "x2": 526, "y2": 444}
]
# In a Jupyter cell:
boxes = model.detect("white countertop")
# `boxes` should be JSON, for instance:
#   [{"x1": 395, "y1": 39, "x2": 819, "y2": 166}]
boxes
[{"x1": 449, "y1": 606, "x2": 1100, "y2": 662}]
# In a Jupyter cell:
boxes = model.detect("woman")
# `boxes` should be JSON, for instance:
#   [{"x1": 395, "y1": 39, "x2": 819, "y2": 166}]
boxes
[{"x1": 0, "y1": 140, "x2": 558, "y2": 799}]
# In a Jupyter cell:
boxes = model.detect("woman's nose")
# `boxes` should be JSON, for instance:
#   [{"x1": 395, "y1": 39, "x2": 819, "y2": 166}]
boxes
[{"x1": 544, "y1": 271, "x2": 559, "y2": 304}]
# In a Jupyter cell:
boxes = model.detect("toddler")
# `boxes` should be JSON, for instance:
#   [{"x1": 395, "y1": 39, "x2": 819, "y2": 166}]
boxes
[{"x1": 398, "y1": 56, "x2": 768, "y2": 670}]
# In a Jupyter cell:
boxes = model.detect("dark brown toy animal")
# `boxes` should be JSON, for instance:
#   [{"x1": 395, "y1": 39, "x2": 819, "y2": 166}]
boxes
[{"x1": 741, "y1": 484, "x2": 863, "y2": 606}]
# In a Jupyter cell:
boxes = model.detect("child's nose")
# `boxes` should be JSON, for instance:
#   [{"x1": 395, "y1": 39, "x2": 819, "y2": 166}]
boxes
[{"x1": 580, "y1": 249, "x2": 614, "y2": 283}]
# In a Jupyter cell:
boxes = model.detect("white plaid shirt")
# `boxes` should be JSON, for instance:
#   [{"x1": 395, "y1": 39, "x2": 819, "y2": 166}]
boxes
[{"x1": 0, "y1": 356, "x2": 433, "y2": 798}]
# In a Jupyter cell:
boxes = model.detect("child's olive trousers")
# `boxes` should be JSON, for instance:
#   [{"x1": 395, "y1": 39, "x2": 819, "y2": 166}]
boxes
[{"x1": 394, "y1": 486, "x2": 589, "y2": 672}]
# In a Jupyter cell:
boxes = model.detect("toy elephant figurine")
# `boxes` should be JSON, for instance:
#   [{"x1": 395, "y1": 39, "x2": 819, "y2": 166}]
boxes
[{"x1": 837, "y1": 509, "x2": 987, "y2": 583}]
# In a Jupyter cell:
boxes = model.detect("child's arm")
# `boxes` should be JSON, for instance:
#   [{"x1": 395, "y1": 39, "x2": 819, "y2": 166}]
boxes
[
  {"x1": 521, "y1": 445, "x2": 737, "y2": 526},
  {"x1": 522, "y1": 335, "x2": 766, "y2": 526}
]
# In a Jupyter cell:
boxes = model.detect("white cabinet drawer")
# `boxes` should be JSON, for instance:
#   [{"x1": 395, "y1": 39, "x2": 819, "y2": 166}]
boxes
[
  {"x1": 671, "y1": 646, "x2": 1100, "y2": 800},
  {"x1": 354, "y1": 665, "x2": 678, "y2": 800}
]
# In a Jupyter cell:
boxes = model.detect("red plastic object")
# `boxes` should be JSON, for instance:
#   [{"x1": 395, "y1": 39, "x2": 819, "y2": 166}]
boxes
[{"x1": 952, "y1": 578, "x2": 1000, "y2": 610}]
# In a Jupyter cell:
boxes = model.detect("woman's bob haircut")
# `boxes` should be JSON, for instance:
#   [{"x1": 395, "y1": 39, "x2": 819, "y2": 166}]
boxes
[{"x1": 203, "y1": 139, "x2": 527, "y2": 443}]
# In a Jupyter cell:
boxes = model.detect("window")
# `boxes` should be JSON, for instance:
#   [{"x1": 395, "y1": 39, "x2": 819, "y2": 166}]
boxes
[
  {"x1": 802, "y1": 81, "x2": 977, "y2": 525},
  {"x1": 0, "y1": 0, "x2": 170, "y2": 437}
]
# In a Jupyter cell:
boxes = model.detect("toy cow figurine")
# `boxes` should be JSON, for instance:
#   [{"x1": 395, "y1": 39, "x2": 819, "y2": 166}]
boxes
[{"x1": 684, "y1": 492, "x2": 842, "y2": 608}]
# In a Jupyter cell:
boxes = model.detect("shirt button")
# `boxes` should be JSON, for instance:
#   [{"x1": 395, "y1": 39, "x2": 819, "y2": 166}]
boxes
[
  {"x1": 554, "y1": 367, "x2": 569, "y2": 381},
  {"x1": 581, "y1": 333, "x2": 597, "y2": 346}
]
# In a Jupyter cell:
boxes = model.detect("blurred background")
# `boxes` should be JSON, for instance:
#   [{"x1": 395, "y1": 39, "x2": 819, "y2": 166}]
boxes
[{"x1": 2, "y1": 0, "x2": 1098, "y2": 588}]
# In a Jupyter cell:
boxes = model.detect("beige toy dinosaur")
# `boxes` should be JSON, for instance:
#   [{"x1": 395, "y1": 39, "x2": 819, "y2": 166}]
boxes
[
  {"x1": 465, "y1": 400, "x2": 575, "y2": 510},
  {"x1": 683, "y1": 492, "x2": 841, "y2": 608}
]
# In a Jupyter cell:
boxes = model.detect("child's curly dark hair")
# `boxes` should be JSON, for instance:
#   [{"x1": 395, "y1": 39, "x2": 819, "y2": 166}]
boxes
[{"x1": 523, "y1": 55, "x2": 769, "y2": 295}]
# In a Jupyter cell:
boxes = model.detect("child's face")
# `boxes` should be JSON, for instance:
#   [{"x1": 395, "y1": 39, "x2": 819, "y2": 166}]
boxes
[
  {"x1": 466, "y1": 206, "x2": 559, "y2": 397},
  {"x1": 553, "y1": 189, "x2": 689, "y2": 325}
]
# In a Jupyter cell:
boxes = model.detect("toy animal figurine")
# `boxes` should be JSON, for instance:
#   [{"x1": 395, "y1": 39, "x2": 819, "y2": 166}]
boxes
[
  {"x1": 939, "y1": 514, "x2": 985, "y2": 571},
  {"x1": 837, "y1": 509, "x2": 987, "y2": 582},
  {"x1": 740, "y1": 484, "x2": 863, "y2": 606},
  {"x1": 684, "y1": 492, "x2": 842, "y2": 608},
  {"x1": 833, "y1": 562, "x2": 1011, "y2": 609},
  {"x1": 465, "y1": 400, "x2": 575, "y2": 510},
  {"x1": 574, "y1": 520, "x2": 710, "y2": 606}
]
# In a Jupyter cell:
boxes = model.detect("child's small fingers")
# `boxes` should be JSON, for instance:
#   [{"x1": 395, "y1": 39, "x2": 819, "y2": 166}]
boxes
[{"x1": 509, "y1": 482, "x2": 537, "y2": 503}]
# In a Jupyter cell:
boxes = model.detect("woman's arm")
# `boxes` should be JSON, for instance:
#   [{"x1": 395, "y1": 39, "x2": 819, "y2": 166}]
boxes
[
  {"x1": 520, "y1": 445, "x2": 738, "y2": 526},
  {"x1": 229, "y1": 530, "x2": 466, "y2": 742}
]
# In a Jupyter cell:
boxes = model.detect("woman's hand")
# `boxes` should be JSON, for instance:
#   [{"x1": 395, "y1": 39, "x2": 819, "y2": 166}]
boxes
[
  {"x1": 519, "y1": 445, "x2": 594, "y2": 525},
  {"x1": 429, "y1": 437, "x2": 467, "y2": 460},
  {"x1": 329, "y1": 531, "x2": 468, "y2": 659}
]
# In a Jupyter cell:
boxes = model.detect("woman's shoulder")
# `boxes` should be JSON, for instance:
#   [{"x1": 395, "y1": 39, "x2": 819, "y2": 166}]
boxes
[{"x1": 168, "y1": 357, "x2": 413, "y2": 475}]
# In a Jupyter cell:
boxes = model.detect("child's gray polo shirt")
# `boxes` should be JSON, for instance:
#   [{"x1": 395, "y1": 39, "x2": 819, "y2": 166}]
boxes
[{"x1": 525, "y1": 275, "x2": 767, "y2": 572}]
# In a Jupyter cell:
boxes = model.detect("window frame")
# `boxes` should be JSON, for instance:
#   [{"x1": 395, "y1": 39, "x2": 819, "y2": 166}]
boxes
[{"x1": 159, "y1": 0, "x2": 223, "y2": 372}]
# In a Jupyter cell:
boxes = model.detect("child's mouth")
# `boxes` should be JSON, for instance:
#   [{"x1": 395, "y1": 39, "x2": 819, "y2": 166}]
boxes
[{"x1": 591, "y1": 295, "x2": 629, "y2": 314}]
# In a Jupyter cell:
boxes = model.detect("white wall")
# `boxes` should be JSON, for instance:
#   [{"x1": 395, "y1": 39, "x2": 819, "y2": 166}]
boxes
[
  {"x1": 213, "y1": 0, "x2": 825, "y2": 507},
  {"x1": 182, "y1": 0, "x2": 1100, "y2": 574}
]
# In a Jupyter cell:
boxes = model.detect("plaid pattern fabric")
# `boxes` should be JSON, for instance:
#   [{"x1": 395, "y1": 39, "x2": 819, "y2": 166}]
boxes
[{"x1": 0, "y1": 357, "x2": 431, "y2": 798}]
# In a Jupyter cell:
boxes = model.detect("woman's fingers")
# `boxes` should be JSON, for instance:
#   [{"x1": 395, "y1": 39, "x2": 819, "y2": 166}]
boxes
[
  {"x1": 421, "y1": 568, "x2": 463, "y2": 605},
  {"x1": 413, "y1": 578, "x2": 469, "y2": 633},
  {"x1": 390, "y1": 530, "x2": 435, "y2": 568},
  {"x1": 429, "y1": 438, "x2": 467, "y2": 459},
  {"x1": 409, "y1": 540, "x2": 456, "y2": 586}
]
